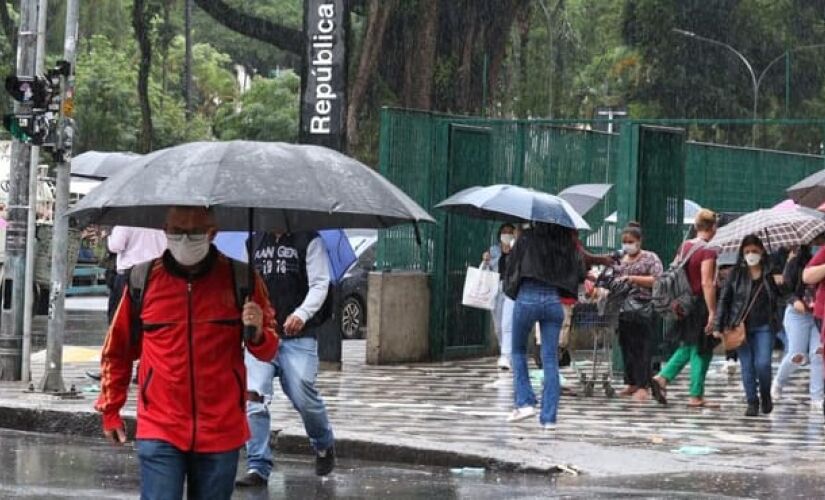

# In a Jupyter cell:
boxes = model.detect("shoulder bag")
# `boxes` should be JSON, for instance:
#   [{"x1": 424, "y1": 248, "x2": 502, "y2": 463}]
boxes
[{"x1": 722, "y1": 281, "x2": 764, "y2": 351}]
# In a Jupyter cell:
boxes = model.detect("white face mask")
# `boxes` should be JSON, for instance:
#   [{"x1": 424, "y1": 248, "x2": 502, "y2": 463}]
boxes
[
  {"x1": 622, "y1": 242, "x2": 640, "y2": 256},
  {"x1": 500, "y1": 234, "x2": 515, "y2": 246},
  {"x1": 744, "y1": 252, "x2": 762, "y2": 267},
  {"x1": 167, "y1": 233, "x2": 210, "y2": 266}
]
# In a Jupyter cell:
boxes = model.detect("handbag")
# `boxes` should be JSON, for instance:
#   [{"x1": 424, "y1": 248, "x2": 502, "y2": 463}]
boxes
[
  {"x1": 462, "y1": 262, "x2": 500, "y2": 311},
  {"x1": 722, "y1": 281, "x2": 764, "y2": 351}
]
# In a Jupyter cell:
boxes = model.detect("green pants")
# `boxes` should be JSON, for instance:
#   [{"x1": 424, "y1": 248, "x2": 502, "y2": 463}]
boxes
[{"x1": 658, "y1": 344, "x2": 713, "y2": 397}]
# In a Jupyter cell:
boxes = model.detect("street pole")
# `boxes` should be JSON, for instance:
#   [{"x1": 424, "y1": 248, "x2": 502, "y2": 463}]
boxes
[
  {"x1": 21, "y1": 0, "x2": 49, "y2": 383},
  {"x1": 184, "y1": 0, "x2": 193, "y2": 121},
  {"x1": 673, "y1": 29, "x2": 825, "y2": 146},
  {"x1": 0, "y1": 0, "x2": 38, "y2": 381},
  {"x1": 38, "y1": 0, "x2": 79, "y2": 393}
]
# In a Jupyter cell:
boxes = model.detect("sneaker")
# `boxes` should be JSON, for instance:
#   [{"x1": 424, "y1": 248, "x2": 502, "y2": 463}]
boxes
[
  {"x1": 540, "y1": 420, "x2": 557, "y2": 431},
  {"x1": 771, "y1": 381, "x2": 783, "y2": 400},
  {"x1": 85, "y1": 371, "x2": 101, "y2": 381},
  {"x1": 316, "y1": 447, "x2": 335, "y2": 476},
  {"x1": 745, "y1": 401, "x2": 759, "y2": 417},
  {"x1": 235, "y1": 470, "x2": 267, "y2": 488},
  {"x1": 497, "y1": 356, "x2": 511, "y2": 371},
  {"x1": 507, "y1": 406, "x2": 536, "y2": 423}
]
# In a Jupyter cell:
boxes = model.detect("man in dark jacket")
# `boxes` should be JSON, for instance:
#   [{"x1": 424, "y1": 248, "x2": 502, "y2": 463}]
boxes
[
  {"x1": 96, "y1": 207, "x2": 280, "y2": 500},
  {"x1": 236, "y1": 231, "x2": 336, "y2": 487}
]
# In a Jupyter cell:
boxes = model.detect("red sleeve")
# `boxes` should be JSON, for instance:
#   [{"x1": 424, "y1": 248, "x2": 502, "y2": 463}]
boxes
[
  {"x1": 246, "y1": 273, "x2": 279, "y2": 362},
  {"x1": 95, "y1": 287, "x2": 141, "y2": 431},
  {"x1": 808, "y1": 247, "x2": 825, "y2": 267}
]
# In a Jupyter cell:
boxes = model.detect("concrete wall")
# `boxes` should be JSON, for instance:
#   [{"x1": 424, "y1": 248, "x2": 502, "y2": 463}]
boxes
[{"x1": 366, "y1": 271, "x2": 430, "y2": 364}]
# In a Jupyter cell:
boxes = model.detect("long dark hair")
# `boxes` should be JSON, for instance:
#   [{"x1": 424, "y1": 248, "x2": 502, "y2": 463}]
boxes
[
  {"x1": 737, "y1": 233, "x2": 768, "y2": 269},
  {"x1": 525, "y1": 223, "x2": 580, "y2": 277}
]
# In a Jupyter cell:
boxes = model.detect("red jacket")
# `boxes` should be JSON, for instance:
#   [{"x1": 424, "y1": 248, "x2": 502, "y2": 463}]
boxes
[{"x1": 95, "y1": 249, "x2": 279, "y2": 453}]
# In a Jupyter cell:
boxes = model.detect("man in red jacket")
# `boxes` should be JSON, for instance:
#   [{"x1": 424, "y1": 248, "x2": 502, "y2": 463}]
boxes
[{"x1": 95, "y1": 207, "x2": 279, "y2": 500}]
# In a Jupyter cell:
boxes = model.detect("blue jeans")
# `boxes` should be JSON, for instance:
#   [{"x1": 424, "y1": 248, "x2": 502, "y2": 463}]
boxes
[
  {"x1": 511, "y1": 280, "x2": 564, "y2": 425},
  {"x1": 244, "y1": 336, "x2": 335, "y2": 478},
  {"x1": 776, "y1": 305, "x2": 824, "y2": 401},
  {"x1": 737, "y1": 324, "x2": 774, "y2": 403},
  {"x1": 136, "y1": 439, "x2": 238, "y2": 500}
]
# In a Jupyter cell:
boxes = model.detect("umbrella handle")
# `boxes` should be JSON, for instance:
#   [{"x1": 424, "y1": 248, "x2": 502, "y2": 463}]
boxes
[{"x1": 244, "y1": 207, "x2": 257, "y2": 342}]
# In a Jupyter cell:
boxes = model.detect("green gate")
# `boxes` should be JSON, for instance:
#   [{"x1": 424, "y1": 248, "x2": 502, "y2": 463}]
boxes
[{"x1": 442, "y1": 125, "x2": 494, "y2": 355}]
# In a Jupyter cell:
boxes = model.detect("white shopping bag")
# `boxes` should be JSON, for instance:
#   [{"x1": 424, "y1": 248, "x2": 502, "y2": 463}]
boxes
[{"x1": 462, "y1": 264, "x2": 500, "y2": 311}]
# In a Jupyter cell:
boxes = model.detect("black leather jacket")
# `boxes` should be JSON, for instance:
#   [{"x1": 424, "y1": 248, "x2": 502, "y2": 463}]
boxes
[
  {"x1": 504, "y1": 228, "x2": 585, "y2": 300},
  {"x1": 714, "y1": 265, "x2": 782, "y2": 333}
]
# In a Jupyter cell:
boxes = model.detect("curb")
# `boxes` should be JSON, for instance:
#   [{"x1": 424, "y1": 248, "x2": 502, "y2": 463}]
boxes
[{"x1": 0, "y1": 405, "x2": 560, "y2": 475}]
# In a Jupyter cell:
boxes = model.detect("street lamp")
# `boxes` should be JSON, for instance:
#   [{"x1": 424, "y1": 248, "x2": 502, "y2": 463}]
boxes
[{"x1": 672, "y1": 28, "x2": 825, "y2": 145}]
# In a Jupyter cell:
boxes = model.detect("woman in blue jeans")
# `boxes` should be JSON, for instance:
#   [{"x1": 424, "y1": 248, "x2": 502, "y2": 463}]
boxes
[
  {"x1": 714, "y1": 234, "x2": 782, "y2": 417},
  {"x1": 504, "y1": 223, "x2": 583, "y2": 429},
  {"x1": 774, "y1": 243, "x2": 825, "y2": 409}
]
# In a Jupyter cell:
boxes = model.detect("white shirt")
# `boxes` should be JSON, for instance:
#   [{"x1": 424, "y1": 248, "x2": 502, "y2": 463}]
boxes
[
  {"x1": 107, "y1": 226, "x2": 167, "y2": 272},
  {"x1": 293, "y1": 237, "x2": 331, "y2": 323}
]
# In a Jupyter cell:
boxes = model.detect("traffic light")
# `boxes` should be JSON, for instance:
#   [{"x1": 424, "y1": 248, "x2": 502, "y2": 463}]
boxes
[
  {"x1": 4, "y1": 75, "x2": 51, "y2": 109},
  {"x1": 3, "y1": 113, "x2": 51, "y2": 145}
]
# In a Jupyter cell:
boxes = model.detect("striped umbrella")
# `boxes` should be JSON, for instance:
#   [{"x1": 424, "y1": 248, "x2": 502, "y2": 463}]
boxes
[{"x1": 710, "y1": 208, "x2": 825, "y2": 257}]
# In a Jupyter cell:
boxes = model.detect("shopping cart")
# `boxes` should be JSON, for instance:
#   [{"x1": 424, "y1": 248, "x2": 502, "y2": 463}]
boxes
[{"x1": 569, "y1": 268, "x2": 625, "y2": 397}]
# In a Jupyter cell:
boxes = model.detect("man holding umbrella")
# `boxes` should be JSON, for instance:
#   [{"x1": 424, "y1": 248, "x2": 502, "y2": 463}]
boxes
[
  {"x1": 95, "y1": 207, "x2": 279, "y2": 500},
  {"x1": 236, "y1": 230, "x2": 336, "y2": 486}
]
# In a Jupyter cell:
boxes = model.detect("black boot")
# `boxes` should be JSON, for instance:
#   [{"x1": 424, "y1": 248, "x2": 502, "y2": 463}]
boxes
[
  {"x1": 745, "y1": 400, "x2": 759, "y2": 417},
  {"x1": 761, "y1": 394, "x2": 773, "y2": 415}
]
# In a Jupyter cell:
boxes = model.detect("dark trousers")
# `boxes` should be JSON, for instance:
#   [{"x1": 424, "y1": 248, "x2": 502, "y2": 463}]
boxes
[
  {"x1": 136, "y1": 439, "x2": 239, "y2": 500},
  {"x1": 618, "y1": 314, "x2": 653, "y2": 388},
  {"x1": 107, "y1": 273, "x2": 128, "y2": 324}
]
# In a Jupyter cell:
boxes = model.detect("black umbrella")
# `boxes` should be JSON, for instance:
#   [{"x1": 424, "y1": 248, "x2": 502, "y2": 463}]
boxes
[
  {"x1": 70, "y1": 151, "x2": 141, "y2": 180},
  {"x1": 558, "y1": 183, "x2": 613, "y2": 217},
  {"x1": 67, "y1": 140, "x2": 434, "y2": 339},
  {"x1": 787, "y1": 169, "x2": 825, "y2": 209}
]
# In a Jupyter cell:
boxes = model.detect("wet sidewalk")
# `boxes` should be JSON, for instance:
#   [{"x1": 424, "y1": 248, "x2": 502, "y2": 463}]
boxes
[{"x1": 1, "y1": 305, "x2": 823, "y2": 476}]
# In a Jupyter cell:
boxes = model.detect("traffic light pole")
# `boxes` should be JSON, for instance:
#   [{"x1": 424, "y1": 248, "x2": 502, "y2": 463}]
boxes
[
  {"x1": 21, "y1": 0, "x2": 49, "y2": 383},
  {"x1": 38, "y1": 0, "x2": 78, "y2": 393},
  {"x1": 0, "y1": 0, "x2": 39, "y2": 381}
]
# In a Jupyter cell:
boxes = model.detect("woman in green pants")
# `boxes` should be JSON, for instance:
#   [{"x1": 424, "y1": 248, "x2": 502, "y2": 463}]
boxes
[{"x1": 650, "y1": 210, "x2": 720, "y2": 408}]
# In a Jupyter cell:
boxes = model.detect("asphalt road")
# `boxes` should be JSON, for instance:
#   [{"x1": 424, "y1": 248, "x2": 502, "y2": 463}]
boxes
[{"x1": 2, "y1": 429, "x2": 825, "y2": 499}]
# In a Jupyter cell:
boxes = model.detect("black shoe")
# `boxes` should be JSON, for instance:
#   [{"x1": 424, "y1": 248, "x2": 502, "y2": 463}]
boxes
[
  {"x1": 761, "y1": 394, "x2": 773, "y2": 415},
  {"x1": 650, "y1": 378, "x2": 667, "y2": 406},
  {"x1": 745, "y1": 401, "x2": 759, "y2": 417},
  {"x1": 533, "y1": 349, "x2": 543, "y2": 369},
  {"x1": 316, "y1": 447, "x2": 335, "y2": 476},
  {"x1": 85, "y1": 371, "x2": 101, "y2": 381},
  {"x1": 235, "y1": 471, "x2": 268, "y2": 488}
]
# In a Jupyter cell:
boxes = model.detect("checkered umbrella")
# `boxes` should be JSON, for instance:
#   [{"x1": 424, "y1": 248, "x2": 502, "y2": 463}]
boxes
[{"x1": 710, "y1": 208, "x2": 825, "y2": 257}]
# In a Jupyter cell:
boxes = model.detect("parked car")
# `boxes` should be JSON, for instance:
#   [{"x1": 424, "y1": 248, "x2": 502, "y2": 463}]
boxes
[{"x1": 336, "y1": 230, "x2": 377, "y2": 340}]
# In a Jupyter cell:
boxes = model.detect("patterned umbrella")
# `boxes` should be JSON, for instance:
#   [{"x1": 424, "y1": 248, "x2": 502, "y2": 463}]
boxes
[{"x1": 710, "y1": 208, "x2": 825, "y2": 256}]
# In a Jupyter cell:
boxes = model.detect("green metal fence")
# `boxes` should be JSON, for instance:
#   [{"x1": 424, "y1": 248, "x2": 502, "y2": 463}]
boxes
[{"x1": 377, "y1": 109, "x2": 825, "y2": 360}]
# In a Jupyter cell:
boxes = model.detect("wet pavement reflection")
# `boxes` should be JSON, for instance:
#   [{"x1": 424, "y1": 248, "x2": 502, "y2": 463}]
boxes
[{"x1": 3, "y1": 429, "x2": 825, "y2": 499}]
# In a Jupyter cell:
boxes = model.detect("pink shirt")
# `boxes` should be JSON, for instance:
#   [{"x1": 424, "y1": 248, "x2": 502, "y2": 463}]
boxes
[{"x1": 107, "y1": 226, "x2": 167, "y2": 271}]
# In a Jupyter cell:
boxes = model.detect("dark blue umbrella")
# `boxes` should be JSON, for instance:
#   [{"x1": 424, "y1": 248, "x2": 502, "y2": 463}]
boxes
[
  {"x1": 214, "y1": 230, "x2": 356, "y2": 284},
  {"x1": 435, "y1": 184, "x2": 590, "y2": 230}
]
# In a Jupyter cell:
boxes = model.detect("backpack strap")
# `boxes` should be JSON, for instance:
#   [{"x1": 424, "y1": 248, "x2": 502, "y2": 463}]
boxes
[
  {"x1": 675, "y1": 239, "x2": 707, "y2": 269},
  {"x1": 229, "y1": 258, "x2": 250, "y2": 311},
  {"x1": 127, "y1": 260, "x2": 155, "y2": 347}
]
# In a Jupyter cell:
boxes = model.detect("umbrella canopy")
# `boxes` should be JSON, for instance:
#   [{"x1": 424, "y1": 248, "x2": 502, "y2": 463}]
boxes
[
  {"x1": 434, "y1": 184, "x2": 590, "y2": 230},
  {"x1": 214, "y1": 229, "x2": 356, "y2": 284},
  {"x1": 67, "y1": 141, "x2": 434, "y2": 232},
  {"x1": 558, "y1": 183, "x2": 612, "y2": 217},
  {"x1": 787, "y1": 169, "x2": 825, "y2": 209},
  {"x1": 70, "y1": 151, "x2": 141, "y2": 180},
  {"x1": 710, "y1": 208, "x2": 825, "y2": 256}
]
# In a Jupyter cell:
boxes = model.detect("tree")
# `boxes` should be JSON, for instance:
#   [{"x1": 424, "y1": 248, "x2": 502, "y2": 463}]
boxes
[
  {"x1": 133, "y1": 0, "x2": 156, "y2": 153},
  {"x1": 214, "y1": 71, "x2": 300, "y2": 142}
]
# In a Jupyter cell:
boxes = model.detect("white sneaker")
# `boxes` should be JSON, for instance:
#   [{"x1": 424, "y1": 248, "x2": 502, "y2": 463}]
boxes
[
  {"x1": 771, "y1": 380, "x2": 783, "y2": 400},
  {"x1": 497, "y1": 356, "x2": 512, "y2": 371},
  {"x1": 725, "y1": 360, "x2": 738, "y2": 375},
  {"x1": 811, "y1": 400, "x2": 824, "y2": 412},
  {"x1": 540, "y1": 421, "x2": 557, "y2": 431},
  {"x1": 507, "y1": 406, "x2": 536, "y2": 423}
]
